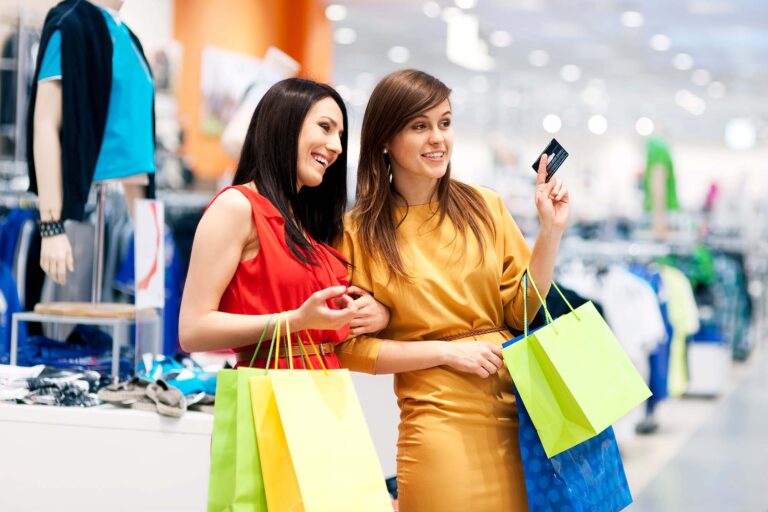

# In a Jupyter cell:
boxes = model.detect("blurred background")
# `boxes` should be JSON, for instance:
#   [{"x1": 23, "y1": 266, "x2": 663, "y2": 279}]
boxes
[{"x1": 1, "y1": 1, "x2": 766, "y2": 510}]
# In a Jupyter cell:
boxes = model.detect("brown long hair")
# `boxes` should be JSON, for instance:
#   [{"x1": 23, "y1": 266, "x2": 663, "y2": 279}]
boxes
[{"x1": 353, "y1": 69, "x2": 495, "y2": 280}]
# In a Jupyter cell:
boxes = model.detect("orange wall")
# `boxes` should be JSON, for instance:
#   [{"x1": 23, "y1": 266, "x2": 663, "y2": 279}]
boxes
[{"x1": 174, "y1": 0, "x2": 332, "y2": 179}]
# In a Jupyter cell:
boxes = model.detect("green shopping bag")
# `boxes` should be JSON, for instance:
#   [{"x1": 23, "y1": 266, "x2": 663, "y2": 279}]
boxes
[
  {"x1": 207, "y1": 317, "x2": 277, "y2": 512},
  {"x1": 502, "y1": 271, "x2": 652, "y2": 458}
]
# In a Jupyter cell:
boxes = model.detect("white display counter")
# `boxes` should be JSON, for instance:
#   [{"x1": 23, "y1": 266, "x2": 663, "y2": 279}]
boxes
[{"x1": 0, "y1": 402, "x2": 213, "y2": 512}]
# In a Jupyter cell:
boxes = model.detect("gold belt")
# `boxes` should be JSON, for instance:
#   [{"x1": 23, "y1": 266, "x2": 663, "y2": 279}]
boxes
[{"x1": 442, "y1": 327, "x2": 507, "y2": 341}]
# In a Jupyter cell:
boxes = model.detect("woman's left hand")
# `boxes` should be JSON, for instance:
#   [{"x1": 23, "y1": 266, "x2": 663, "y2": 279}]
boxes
[
  {"x1": 534, "y1": 154, "x2": 570, "y2": 230},
  {"x1": 347, "y1": 286, "x2": 390, "y2": 336}
]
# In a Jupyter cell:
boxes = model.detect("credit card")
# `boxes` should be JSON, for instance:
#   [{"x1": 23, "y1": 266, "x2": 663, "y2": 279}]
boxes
[{"x1": 532, "y1": 138, "x2": 568, "y2": 182}]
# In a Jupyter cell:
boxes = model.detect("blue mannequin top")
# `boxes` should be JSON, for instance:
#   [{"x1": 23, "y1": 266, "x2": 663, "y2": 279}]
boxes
[{"x1": 38, "y1": 7, "x2": 155, "y2": 181}]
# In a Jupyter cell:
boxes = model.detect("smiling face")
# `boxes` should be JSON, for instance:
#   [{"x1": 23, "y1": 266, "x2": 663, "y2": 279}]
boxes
[
  {"x1": 296, "y1": 97, "x2": 344, "y2": 190},
  {"x1": 387, "y1": 99, "x2": 453, "y2": 183}
]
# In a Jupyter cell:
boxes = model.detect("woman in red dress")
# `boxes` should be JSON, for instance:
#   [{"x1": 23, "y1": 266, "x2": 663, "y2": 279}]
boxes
[{"x1": 179, "y1": 78, "x2": 388, "y2": 367}]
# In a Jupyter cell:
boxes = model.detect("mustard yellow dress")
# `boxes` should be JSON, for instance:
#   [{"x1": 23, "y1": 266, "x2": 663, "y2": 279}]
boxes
[{"x1": 337, "y1": 186, "x2": 540, "y2": 512}]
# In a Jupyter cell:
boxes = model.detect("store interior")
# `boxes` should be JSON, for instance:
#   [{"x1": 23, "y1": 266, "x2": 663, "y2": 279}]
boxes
[{"x1": 0, "y1": 0, "x2": 767, "y2": 511}]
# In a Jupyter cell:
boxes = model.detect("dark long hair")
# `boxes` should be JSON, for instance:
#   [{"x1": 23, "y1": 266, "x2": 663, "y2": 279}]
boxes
[
  {"x1": 353, "y1": 69, "x2": 494, "y2": 280},
  {"x1": 233, "y1": 78, "x2": 348, "y2": 264}
]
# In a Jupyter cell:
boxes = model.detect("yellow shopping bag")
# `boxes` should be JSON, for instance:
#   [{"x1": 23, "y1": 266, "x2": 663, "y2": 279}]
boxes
[{"x1": 249, "y1": 314, "x2": 392, "y2": 512}]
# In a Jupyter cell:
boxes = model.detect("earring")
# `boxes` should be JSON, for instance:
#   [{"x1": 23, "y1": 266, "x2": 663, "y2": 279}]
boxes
[{"x1": 383, "y1": 148, "x2": 388, "y2": 154}]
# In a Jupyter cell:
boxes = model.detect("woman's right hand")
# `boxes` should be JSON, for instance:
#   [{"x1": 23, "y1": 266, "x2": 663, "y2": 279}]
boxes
[
  {"x1": 442, "y1": 341, "x2": 504, "y2": 378},
  {"x1": 290, "y1": 285, "x2": 358, "y2": 332}
]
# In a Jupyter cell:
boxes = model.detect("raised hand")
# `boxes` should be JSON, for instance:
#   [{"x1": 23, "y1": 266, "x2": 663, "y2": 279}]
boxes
[{"x1": 535, "y1": 154, "x2": 569, "y2": 230}]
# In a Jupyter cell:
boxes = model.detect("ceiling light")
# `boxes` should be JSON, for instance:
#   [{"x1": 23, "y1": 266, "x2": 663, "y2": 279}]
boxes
[
  {"x1": 528, "y1": 50, "x2": 549, "y2": 67},
  {"x1": 325, "y1": 4, "x2": 347, "y2": 21},
  {"x1": 621, "y1": 11, "x2": 644, "y2": 28},
  {"x1": 446, "y1": 12, "x2": 496, "y2": 70},
  {"x1": 423, "y1": 1, "x2": 441, "y2": 18},
  {"x1": 543, "y1": 114, "x2": 562, "y2": 134},
  {"x1": 442, "y1": 6, "x2": 461, "y2": 21},
  {"x1": 650, "y1": 34, "x2": 671, "y2": 51},
  {"x1": 725, "y1": 118, "x2": 756, "y2": 150},
  {"x1": 675, "y1": 89, "x2": 693, "y2": 107},
  {"x1": 455, "y1": 0, "x2": 477, "y2": 8},
  {"x1": 689, "y1": 101, "x2": 706, "y2": 115},
  {"x1": 635, "y1": 117, "x2": 654, "y2": 136},
  {"x1": 334, "y1": 28, "x2": 357, "y2": 45},
  {"x1": 707, "y1": 81, "x2": 726, "y2": 98},
  {"x1": 560, "y1": 64, "x2": 582, "y2": 82},
  {"x1": 675, "y1": 89, "x2": 706, "y2": 115},
  {"x1": 692, "y1": 69, "x2": 711, "y2": 86},
  {"x1": 489, "y1": 30, "x2": 512, "y2": 48},
  {"x1": 588, "y1": 115, "x2": 607, "y2": 134},
  {"x1": 388, "y1": 46, "x2": 410, "y2": 64},
  {"x1": 673, "y1": 53, "x2": 694, "y2": 70}
]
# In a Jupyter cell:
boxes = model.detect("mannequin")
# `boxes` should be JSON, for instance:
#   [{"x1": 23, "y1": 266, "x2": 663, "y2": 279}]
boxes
[
  {"x1": 642, "y1": 136, "x2": 679, "y2": 238},
  {"x1": 28, "y1": 0, "x2": 155, "y2": 290}
]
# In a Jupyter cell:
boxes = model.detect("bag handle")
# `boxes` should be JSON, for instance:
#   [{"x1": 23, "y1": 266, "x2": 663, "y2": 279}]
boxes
[
  {"x1": 287, "y1": 315, "x2": 329, "y2": 374},
  {"x1": 522, "y1": 268, "x2": 581, "y2": 338},
  {"x1": 246, "y1": 314, "x2": 277, "y2": 368},
  {"x1": 269, "y1": 314, "x2": 330, "y2": 375}
]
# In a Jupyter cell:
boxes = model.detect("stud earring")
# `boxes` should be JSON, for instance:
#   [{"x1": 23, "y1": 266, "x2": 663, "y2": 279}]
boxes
[{"x1": 383, "y1": 148, "x2": 388, "y2": 154}]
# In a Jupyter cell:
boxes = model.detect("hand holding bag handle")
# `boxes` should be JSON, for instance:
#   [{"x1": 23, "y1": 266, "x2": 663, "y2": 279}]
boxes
[
  {"x1": 252, "y1": 312, "x2": 330, "y2": 374},
  {"x1": 523, "y1": 268, "x2": 581, "y2": 338}
]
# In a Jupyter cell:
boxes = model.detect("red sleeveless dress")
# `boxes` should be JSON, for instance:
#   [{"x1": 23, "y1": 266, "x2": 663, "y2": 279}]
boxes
[{"x1": 212, "y1": 185, "x2": 349, "y2": 370}]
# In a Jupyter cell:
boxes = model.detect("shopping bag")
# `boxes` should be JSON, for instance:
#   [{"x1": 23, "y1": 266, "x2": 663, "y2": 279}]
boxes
[
  {"x1": 503, "y1": 271, "x2": 652, "y2": 457},
  {"x1": 207, "y1": 317, "x2": 277, "y2": 512},
  {"x1": 250, "y1": 314, "x2": 392, "y2": 512},
  {"x1": 514, "y1": 387, "x2": 633, "y2": 511}
]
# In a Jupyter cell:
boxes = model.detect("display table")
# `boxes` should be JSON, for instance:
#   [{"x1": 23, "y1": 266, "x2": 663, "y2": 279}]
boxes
[
  {"x1": 0, "y1": 402, "x2": 213, "y2": 512},
  {"x1": 10, "y1": 304, "x2": 160, "y2": 379}
]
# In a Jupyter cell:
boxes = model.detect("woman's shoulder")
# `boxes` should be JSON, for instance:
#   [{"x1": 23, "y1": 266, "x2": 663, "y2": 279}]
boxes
[
  {"x1": 455, "y1": 181, "x2": 505, "y2": 211},
  {"x1": 207, "y1": 186, "x2": 254, "y2": 219}
]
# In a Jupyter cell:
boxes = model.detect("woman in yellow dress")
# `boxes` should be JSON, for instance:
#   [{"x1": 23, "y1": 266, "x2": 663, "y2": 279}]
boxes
[{"x1": 337, "y1": 69, "x2": 570, "y2": 511}]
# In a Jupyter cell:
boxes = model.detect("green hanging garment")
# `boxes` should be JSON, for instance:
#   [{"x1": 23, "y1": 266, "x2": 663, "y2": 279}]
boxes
[{"x1": 643, "y1": 137, "x2": 680, "y2": 211}]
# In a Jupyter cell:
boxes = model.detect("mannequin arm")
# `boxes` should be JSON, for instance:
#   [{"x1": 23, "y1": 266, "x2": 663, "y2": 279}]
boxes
[
  {"x1": 33, "y1": 80, "x2": 63, "y2": 222},
  {"x1": 33, "y1": 79, "x2": 73, "y2": 285}
]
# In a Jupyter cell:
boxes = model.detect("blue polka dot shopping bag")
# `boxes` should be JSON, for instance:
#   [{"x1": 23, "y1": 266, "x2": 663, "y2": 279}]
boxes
[{"x1": 514, "y1": 387, "x2": 633, "y2": 511}]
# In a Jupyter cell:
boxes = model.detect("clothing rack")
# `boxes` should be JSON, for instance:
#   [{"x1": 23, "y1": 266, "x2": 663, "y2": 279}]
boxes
[{"x1": 0, "y1": 190, "x2": 36, "y2": 209}]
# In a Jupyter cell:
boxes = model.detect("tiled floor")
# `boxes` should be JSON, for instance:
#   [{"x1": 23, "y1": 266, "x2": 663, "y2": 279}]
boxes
[{"x1": 622, "y1": 343, "x2": 767, "y2": 511}]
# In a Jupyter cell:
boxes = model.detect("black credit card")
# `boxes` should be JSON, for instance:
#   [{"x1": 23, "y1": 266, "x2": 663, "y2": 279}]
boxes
[{"x1": 532, "y1": 138, "x2": 568, "y2": 183}]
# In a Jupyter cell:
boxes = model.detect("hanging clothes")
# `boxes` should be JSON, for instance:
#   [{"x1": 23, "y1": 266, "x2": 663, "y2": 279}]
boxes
[
  {"x1": 629, "y1": 264, "x2": 673, "y2": 414},
  {"x1": 659, "y1": 265, "x2": 700, "y2": 398},
  {"x1": 601, "y1": 266, "x2": 667, "y2": 384},
  {"x1": 0, "y1": 263, "x2": 25, "y2": 364}
]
